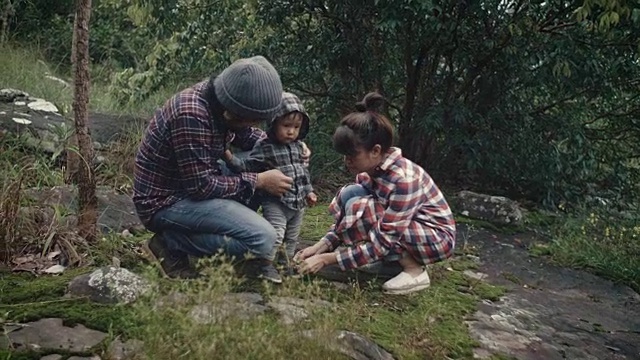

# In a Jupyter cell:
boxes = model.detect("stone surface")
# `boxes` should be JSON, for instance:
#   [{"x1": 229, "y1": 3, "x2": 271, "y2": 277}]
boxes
[
  {"x1": 267, "y1": 296, "x2": 333, "y2": 325},
  {"x1": 0, "y1": 89, "x2": 147, "y2": 152},
  {"x1": 463, "y1": 270, "x2": 488, "y2": 281},
  {"x1": 189, "y1": 292, "x2": 268, "y2": 324},
  {"x1": 106, "y1": 338, "x2": 144, "y2": 360},
  {"x1": 454, "y1": 190, "x2": 523, "y2": 225},
  {"x1": 39, "y1": 355, "x2": 63, "y2": 360},
  {"x1": 23, "y1": 185, "x2": 143, "y2": 234},
  {"x1": 304, "y1": 330, "x2": 395, "y2": 360},
  {"x1": 463, "y1": 223, "x2": 640, "y2": 359},
  {"x1": 153, "y1": 291, "x2": 191, "y2": 310},
  {"x1": 0, "y1": 318, "x2": 107, "y2": 352},
  {"x1": 67, "y1": 266, "x2": 151, "y2": 304}
]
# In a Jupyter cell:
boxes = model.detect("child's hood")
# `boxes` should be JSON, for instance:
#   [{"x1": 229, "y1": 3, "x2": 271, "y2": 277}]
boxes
[{"x1": 269, "y1": 92, "x2": 310, "y2": 140}]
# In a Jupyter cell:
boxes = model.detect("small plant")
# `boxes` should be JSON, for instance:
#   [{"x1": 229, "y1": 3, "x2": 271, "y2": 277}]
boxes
[{"x1": 549, "y1": 210, "x2": 640, "y2": 292}]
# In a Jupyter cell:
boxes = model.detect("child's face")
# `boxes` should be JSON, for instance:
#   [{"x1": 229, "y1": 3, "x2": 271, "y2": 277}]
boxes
[
  {"x1": 274, "y1": 112, "x2": 303, "y2": 144},
  {"x1": 343, "y1": 145, "x2": 383, "y2": 175}
]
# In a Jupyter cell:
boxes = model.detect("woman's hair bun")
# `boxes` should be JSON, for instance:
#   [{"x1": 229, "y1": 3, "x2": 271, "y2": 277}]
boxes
[{"x1": 355, "y1": 92, "x2": 386, "y2": 112}]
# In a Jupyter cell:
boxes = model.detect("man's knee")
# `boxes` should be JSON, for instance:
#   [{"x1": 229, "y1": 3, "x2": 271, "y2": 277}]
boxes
[{"x1": 251, "y1": 222, "x2": 278, "y2": 257}]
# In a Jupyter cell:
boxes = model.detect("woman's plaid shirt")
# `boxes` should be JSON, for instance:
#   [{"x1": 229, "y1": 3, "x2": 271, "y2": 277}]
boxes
[
  {"x1": 133, "y1": 81, "x2": 264, "y2": 226},
  {"x1": 321, "y1": 147, "x2": 456, "y2": 270}
]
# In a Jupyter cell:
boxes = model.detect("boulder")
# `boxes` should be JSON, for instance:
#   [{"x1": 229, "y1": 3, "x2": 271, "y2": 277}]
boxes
[
  {"x1": 454, "y1": 190, "x2": 523, "y2": 226},
  {"x1": 0, "y1": 88, "x2": 147, "y2": 156},
  {"x1": 23, "y1": 185, "x2": 143, "y2": 234},
  {"x1": 66, "y1": 266, "x2": 151, "y2": 304}
]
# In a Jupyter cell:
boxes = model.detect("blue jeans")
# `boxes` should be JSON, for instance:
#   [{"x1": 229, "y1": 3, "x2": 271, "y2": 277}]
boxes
[
  {"x1": 148, "y1": 151, "x2": 275, "y2": 261},
  {"x1": 336, "y1": 184, "x2": 370, "y2": 211},
  {"x1": 150, "y1": 198, "x2": 277, "y2": 261}
]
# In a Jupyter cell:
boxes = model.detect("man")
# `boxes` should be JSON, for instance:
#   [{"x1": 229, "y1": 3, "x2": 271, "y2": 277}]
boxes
[{"x1": 133, "y1": 55, "x2": 296, "y2": 283}]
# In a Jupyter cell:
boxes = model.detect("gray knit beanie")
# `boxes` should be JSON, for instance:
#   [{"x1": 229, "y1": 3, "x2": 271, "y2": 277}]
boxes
[{"x1": 214, "y1": 56, "x2": 283, "y2": 122}]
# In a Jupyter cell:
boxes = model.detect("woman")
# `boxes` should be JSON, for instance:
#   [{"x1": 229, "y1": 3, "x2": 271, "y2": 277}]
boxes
[{"x1": 294, "y1": 92, "x2": 456, "y2": 294}]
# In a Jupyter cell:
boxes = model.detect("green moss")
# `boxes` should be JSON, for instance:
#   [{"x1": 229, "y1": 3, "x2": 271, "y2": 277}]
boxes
[
  {"x1": 0, "y1": 271, "x2": 81, "y2": 304},
  {"x1": 0, "y1": 349, "x2": 41, "y2": 360},
  {"x1": 1, "y1": 205, "x2": 509, "y2": 360},
  {"x1": 321, "y1": 262, "x2": 507, "y2": 360},
  {"x1": 0, "y1": 270, "x2": 142, "y2": 339},
  {"x1": 501, "y1": 272, "x2": 523, "y2": 285},
  {"x1": 528, "y1": 242, "x2": 552, "y2": 257}
]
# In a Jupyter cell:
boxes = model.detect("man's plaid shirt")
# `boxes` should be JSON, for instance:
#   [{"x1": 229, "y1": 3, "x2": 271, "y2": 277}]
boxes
[
  {"x1": 133, "y1": 80, "x2": 264, "y2": 226},
  {"x1": 227, "y1": 138, "x2": 313, "y2": 210},
  {"x1": 321, "y1": 147, "x2": 456, "y2": 270}
]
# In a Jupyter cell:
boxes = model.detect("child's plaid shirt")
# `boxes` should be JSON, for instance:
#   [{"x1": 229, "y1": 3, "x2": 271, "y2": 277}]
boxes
[
  {"x1": 227, "y1": 137, "x2": 313, "y2": 210},
  {"x1": 321, "y1": 147, "x2": 456, "y2": 270}
]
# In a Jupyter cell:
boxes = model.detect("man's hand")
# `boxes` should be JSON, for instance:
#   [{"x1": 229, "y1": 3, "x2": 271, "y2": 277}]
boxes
[
  {"x1": 223, "y1": 149, "x2": 233, "y2": 162},
  {"x1": 306, "y1": 192, "x2": 318, "y2": 207},
  {"x1": 256, "y1": 169, "x2": 293, "y2": 197},
  {"x1": 301, "y1": 142, "x2": 311, "y2": 167}
]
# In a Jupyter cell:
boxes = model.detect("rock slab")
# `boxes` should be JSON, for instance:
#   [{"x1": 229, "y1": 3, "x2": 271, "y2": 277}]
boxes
[
  {"x1": 0, "y1": 318, "x2": 107, "y2": 352},
  {"x1": 463, "y1": 223, "x2": 640, "y2": 359}
]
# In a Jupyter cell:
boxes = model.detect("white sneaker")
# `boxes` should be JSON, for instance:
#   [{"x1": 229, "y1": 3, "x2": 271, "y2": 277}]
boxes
[{"x1": 382, "y1": 270, "x2": 430, "y2": 295}]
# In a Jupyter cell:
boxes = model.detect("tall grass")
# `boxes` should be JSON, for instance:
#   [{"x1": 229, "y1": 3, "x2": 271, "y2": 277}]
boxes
[
  {"x1": 547, "y1": 211, "x2": 640, "y2": 292},
  {"x1": 0, "y1": 43, "x2": 188, "y2": 117},
  {"x1": 0, "y1": 45, "x2": 73, "y2": 111}
]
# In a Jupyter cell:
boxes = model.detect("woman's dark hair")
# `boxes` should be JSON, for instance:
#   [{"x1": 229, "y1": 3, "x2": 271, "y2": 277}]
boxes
[{"x1": 333, "y1": 92, "x2": 394, "y2": 156}]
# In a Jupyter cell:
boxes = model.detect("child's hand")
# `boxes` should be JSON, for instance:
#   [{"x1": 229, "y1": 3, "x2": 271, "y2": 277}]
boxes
[
  {"x1": 223, "y1": 149, "x2": 233, "y2": 162},
  {"x1": 306, "y1": 192, "x2": 318, "y2": 207}
]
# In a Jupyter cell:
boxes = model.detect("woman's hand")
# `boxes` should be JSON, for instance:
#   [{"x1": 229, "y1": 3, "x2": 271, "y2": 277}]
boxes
[
  {"x1": 299, "y1": 253, "x2": 336, "y2": 274},
  {"x1": 293, "y1": 241, "x2": 329, "y2": 263},
  {"x1": 293, "y1": 246, "x2": 319, "y2": 263}
]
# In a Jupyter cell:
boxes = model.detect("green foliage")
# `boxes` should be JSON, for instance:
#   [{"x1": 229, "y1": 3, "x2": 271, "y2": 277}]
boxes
[
  {"x1": 547, "y1": 209, "x2": 640, "y2": 291},
  {"x1": 80, "y1": 0, "x2": 640, "y2": 208},
  {"x1": 6, "y1": 0, "x2": 640, "y2": 208},
  {"x1": 248, "y1": 1, "x2": 640, "y2": 206}
]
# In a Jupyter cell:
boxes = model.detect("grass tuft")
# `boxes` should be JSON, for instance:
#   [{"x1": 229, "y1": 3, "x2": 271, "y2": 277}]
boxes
[{"x1": 547, "y1": 211, "x2": 640, "y2": 292}]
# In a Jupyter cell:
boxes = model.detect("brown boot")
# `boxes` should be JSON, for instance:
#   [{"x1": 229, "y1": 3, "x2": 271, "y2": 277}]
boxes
[{"x1": 142, "y1": 234, "x2": 201, "y2": 279}]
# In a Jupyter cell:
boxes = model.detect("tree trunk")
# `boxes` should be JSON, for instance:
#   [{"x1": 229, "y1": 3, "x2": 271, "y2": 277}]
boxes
[
  {"x1": 0, "y1": 0, "x2": 14, "y2": 44},
  {"x1": 66, "y1": 12, "x2": 79, "y2": 185},
  {"x1": 72, "y1": 0, "x2": 97, "y2": 242}
]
